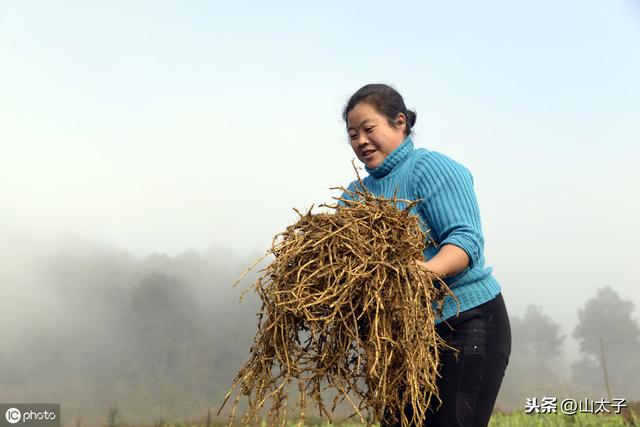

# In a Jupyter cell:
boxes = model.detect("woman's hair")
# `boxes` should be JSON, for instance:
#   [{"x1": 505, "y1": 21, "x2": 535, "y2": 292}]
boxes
[{"x1": 342, "y1": 83, "x2": 417, "y2": 136}]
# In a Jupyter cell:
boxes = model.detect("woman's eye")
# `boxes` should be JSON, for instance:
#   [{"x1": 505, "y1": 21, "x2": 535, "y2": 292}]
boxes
[
  {"x1": 365, "y1": 127, "x2": 374, "y2": 133},
  {"x1": 349, "y1": 134, "x2": 357, "y2": 140}
]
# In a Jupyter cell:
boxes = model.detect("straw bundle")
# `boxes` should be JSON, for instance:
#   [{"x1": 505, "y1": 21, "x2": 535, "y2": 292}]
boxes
[{"x1": 218, "y1": 169, "x2": 458, "y2": 427}]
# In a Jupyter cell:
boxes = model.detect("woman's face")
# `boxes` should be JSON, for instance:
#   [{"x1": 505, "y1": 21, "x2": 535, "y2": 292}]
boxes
[{"x1": 347, "y1": 102, "x2": 406, "y2": 169}]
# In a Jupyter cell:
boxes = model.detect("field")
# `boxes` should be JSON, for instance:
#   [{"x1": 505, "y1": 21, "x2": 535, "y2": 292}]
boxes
[{"x1": 132, "y1": 409, "x2": 640, "y2": 427}]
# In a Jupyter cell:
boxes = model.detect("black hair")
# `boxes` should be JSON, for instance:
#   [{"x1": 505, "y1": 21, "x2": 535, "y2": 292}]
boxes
[{"x1": 342, "y1": 83, "x2": 417, "y2": 136}]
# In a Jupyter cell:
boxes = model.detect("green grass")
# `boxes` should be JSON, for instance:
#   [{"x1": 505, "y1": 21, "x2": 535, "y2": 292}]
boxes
[
  {"x1": 135, "y1": 409, "x2": 640, "y2": 427},
  {"x1": 284, "y1": 411, "x2": 640, "y2": 426},
  {"x1": 488, "y1": 411, "x2": 639, "y2": 426}
]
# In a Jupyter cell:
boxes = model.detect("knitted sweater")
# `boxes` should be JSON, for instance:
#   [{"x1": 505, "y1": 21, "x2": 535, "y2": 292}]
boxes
[{"x1": 338, "y1": 136, "x2": 501, "y2": 324}]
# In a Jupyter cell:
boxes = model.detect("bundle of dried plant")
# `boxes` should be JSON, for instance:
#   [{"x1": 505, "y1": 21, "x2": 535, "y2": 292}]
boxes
[{"x1": 218, "y1": 169, "x2": 458, "y2": 427}]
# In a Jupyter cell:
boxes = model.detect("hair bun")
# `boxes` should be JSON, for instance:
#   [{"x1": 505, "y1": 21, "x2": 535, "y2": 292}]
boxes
[{"x1": 406, "y1": 110, "x2": 417, "y2": 129}]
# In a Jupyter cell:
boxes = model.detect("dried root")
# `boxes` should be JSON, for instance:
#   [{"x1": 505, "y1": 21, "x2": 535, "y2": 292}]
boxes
[{"x1": 218, "y1": 165, "x2": 459, "y2": 427}]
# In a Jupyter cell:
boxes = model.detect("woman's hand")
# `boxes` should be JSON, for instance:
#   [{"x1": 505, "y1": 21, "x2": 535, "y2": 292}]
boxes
[
  {"x1": 414, "y1": 244, "x2": 470, "y2": 279},
  {"x1": 414, "y1": 259, "x2": 445, "y2": 278}
]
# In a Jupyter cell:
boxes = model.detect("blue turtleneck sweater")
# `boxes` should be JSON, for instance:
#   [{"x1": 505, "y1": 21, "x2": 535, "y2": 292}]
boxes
[{"x1": 338, "y1": 136, "x2": 501, "y2": 324}]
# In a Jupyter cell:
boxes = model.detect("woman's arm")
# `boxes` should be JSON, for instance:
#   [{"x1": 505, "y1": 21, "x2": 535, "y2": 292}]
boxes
[
  {"x1": 411, "y1": 151, "x2": 485, "y2": 274},
  {"x1": 416, "y1": 244, "x2": 470, "y2": 278}
]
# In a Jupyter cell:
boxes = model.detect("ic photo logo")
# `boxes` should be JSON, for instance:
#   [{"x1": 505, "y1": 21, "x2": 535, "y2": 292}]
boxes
[
  {"x1": 5, "y1": 408, "x2": 21, "y2": 424},
  {"x1": 3, "y1": 406, "x2": 58, "y2": 425}
]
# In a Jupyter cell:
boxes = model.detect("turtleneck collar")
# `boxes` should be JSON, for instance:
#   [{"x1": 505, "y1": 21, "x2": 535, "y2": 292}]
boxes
[{"x1": 365, "y1": 136, "x2": 414, "y2": 179}]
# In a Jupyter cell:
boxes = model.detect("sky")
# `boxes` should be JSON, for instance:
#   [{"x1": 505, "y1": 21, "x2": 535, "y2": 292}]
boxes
[{"x1": 1, "y1": 0, "x2": 640, "y2": 348}]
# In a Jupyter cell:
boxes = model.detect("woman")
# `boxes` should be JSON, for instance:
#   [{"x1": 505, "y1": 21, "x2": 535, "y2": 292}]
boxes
[{"x1": 339, "y1": 83, "x2": 511, "y2": 427}]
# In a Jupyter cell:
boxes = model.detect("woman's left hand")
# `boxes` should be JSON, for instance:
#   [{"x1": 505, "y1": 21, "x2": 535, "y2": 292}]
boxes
[
  {"x1": 413, "y1": 244, "x2": 470, "y2": 279},
  {"x1": 414, "y1": 259, "x2": 446, "y2": 278}
]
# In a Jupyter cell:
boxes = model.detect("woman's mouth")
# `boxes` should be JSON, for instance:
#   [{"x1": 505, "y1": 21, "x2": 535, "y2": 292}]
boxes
[{"x1": 362, "y1": 149, "x2": 376, "y2": 159}]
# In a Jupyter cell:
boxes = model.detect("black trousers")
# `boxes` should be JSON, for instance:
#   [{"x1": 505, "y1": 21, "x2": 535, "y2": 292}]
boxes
[{"x1": 381, "y1": 292, "x2": 511, "y2": 427}]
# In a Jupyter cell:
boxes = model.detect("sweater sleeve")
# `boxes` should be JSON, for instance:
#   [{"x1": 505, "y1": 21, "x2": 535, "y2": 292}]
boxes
[{"x1": 411, "y1": 151, "x2": 484, "y2": 269}]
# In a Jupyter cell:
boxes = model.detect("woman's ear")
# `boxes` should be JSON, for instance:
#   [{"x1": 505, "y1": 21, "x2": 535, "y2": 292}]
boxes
[{"x1": 394, "y1": 112, "x2": 407, "y2": 133}]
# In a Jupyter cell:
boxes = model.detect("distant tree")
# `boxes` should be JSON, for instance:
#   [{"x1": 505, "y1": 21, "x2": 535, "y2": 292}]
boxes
[
  {"x1": 497, "y1": 305, "x2": 565, "y2": 410},
  {"x1": 106, "y1": 404, "x2": 119, "y2": 427},
  {"x1": 573, "y1": 286, "x2": 640, "y2": 358},
  {"x1": 512, "y1": 305, "x2": 565, "y2": 358},
  {"x1": 122, "y1": 272, "x2": 203, "y2": 400},
  {"x1": 128, "y1": 272, "x2": 202, "y2": 343},
  {"x1": 571, "y1": 286, "x2": 640, "y2": 398}
]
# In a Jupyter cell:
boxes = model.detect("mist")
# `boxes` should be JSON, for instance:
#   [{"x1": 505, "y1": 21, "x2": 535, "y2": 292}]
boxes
[
  {"x1": 2, "y1": 226, "x2": 638, "y2": 425},
  {"x1": 1, "y1": 0, "x2": 639, "y2": 425}
]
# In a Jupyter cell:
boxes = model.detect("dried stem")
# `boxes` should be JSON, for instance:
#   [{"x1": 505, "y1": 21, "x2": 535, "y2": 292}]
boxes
[{"x1": 218, "y1": 163, "x2": 458, "y2": 426}]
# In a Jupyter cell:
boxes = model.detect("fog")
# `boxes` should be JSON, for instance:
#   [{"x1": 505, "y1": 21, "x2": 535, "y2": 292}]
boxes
[
  {"x1": 2, "y1": 228, "x2": 639, "y2": 424},
  {"x1": 1, "y1": 1, "x2": 639, "y2": 425}
]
